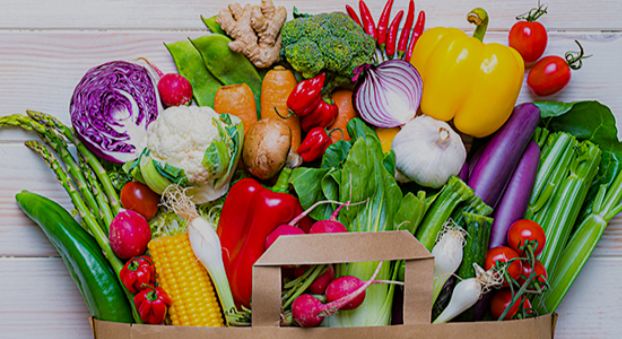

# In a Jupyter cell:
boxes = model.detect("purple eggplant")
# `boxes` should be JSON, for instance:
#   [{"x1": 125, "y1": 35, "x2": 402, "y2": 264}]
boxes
[
  {"x1": 489, "y1": 141, "x2": 541, "y2": 248},
  {"x1": 468, "y1": 143, "x2": 485, "y2": 179},
  {"x1": 458, "y1": 162, "x2": 469, "y2": 182},
  {"x1": 468, "y1": 103, "x2": 540, "y2": 208}
]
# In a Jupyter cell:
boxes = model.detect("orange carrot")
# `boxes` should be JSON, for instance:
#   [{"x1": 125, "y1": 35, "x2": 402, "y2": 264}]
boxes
[
  {"x1": 261, "y1": 66, "x2": 301, "y2": 151},
  {"x1": 328, "y1": 90, "x2": 359, "y2": 143},
  {"x1": 214, "y1": 83, "x2": 258, "y2": 132}
]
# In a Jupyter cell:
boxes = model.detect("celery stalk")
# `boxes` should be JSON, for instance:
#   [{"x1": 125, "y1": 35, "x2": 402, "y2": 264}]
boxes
[
  {"x1": 537, "y1": 169, "x2": 622, "y2": 313},
  {"x1": 526, "y1": 133, "x2": 577, "y2": 219},
  {"x1": 536, "y1": 141, "x2": 601, "y2": 276}
]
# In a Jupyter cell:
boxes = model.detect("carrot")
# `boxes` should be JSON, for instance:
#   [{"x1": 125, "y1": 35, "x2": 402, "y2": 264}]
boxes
[
  {"x1": 261, "y1": 66, "x2": 301, "y2": 151},
  {"x1": 214, "y1": 83, "x2": 258, "y2": 132},
  {"x1": 328, "y1": 90, "x2": 359, "y2": 143}
]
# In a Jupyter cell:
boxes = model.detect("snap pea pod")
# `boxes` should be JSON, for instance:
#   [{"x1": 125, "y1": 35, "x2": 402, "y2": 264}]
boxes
[
  {"x1": 165, "y1": 40, "x2": 222, "y2": 107},
  {"x1": 16, "y1": 191, "x2": 133, "y2": 323},
  {"x1": 201, "y1": 15, "x2": 227, "y2": 35},
  {"x1": 191, "y1": 34, "x2": 263, "y2": 116}
]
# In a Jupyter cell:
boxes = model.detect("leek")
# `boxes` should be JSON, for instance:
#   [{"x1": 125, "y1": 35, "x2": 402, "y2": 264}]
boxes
[{"x1": 537, "y1": 169, "x2": 622, "y2": 313}]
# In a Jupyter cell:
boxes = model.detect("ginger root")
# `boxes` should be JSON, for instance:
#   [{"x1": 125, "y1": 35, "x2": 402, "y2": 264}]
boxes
[{"x1": 218, "y1": 0, "x2": 287, "y2": 68}]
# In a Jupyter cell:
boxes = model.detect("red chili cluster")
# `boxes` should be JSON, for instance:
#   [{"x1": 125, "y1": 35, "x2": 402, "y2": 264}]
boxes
[{"x1": 346, "y1": 0, "x2": 426, "y2": 61}]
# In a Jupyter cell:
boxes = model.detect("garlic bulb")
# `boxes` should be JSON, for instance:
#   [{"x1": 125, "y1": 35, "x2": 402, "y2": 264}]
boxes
[{"x1": 392, "y1": 115, "x2": 466, "y2": 188}]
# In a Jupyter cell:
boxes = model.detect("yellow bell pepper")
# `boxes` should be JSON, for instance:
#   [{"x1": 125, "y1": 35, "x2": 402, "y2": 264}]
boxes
[{"x1": 411, "y1": 8, "x2": 524, "y2": 138}]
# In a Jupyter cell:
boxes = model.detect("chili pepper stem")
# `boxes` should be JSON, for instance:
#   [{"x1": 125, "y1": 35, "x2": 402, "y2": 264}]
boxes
[
  {"x1": 467, "y1": 8, "x2": 489, "y2": 42},
  {"x1": 271, "y1": 168, "x2": 293, "y2": 193},
  {"x1": 274, "y1": 106, "x2": 294, "y2": 119},
  {"x1": 327, "y1": 127, "x2": 344, "y2": 141}
]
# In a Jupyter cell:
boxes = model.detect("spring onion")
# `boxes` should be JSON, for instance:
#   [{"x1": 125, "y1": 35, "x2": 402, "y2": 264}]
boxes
[
  {"x1": 431, "y1": 223, "x2": 467, "y2": 305},
  {"x1": 537, "y1": 169, "x2": 622, "y2": 313},
  {"x1": 162, "y1": 185, "x2": 236, "y2": 322},
  {"x1": 433, "y1": 264, "x2": 501, "y2": 324}
]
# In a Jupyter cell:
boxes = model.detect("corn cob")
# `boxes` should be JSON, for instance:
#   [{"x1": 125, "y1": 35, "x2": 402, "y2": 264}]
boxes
[{"x1": 148, "y1": 232, "x2": 225, "y2": 327}]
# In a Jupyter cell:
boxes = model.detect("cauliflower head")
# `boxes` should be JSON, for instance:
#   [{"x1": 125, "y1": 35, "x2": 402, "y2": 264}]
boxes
[{"x1": 146, "y1": 106, "x2": 222, "y2": 183}]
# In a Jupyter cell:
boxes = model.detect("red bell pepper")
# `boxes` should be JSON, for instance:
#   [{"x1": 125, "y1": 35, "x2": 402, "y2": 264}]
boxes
[
  {"x1": 119, "y1": 255, "x2": 155, "y2": 294},
  {"x1": 300, "y1": 98, "x2": 339, "y2": 132},
  {"x1": 133, "y1": 284, "x2": 172, "y2": 324},
  {"x1": 217, "y1": 169, "x2": 313, "y2": 307},
  {"x1": 286, "y1": 73, "x2": 325, "y2": 117},
  {"x1": 299, "y1": 127, "x2": 341, "y2": 163}
]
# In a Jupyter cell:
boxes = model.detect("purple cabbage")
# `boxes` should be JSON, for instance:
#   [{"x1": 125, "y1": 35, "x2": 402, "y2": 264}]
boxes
[{"x1": 70, "y1": 61, "x2": 160, "y2": 163}]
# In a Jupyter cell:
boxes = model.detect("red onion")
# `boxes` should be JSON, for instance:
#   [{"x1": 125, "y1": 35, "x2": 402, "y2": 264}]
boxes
[{"x1": 352, "y1": 60, "x2": 423, "y2": 128}]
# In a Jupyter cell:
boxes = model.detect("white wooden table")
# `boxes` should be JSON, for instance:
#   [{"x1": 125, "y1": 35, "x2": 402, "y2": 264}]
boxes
[{"x1": 0, "y1": 0, "x2": 620, "y2": 338}]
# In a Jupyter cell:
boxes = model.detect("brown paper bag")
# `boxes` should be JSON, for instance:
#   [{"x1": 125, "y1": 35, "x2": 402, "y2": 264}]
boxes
[{"x1": 92, "y1": 231, "x2": 556, "y2": 339}]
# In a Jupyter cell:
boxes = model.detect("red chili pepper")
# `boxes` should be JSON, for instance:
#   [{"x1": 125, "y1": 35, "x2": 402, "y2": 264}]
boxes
[
  {"x1": 133, "y1": 284, "x2": 172, "y2": 324},
  {"x1": 386, "y1": 10, "x2": 404, "y2": 58},
  {"x1": 119, "y1": 255, "x2": 155, "y2": 294},
  {"x1": 359, "y1": 1, "x2": 376, "y2": 40},
  {"x1": 217, "y1": 169, "x2": 313, "y2": 307},
  {"x1": 286, "y1": 73, "x2": 326, "y2": 117},
  {"x1": 376, "y1": 0, "x2": 394, "y2": 49},
  {"x1": 398, "y1": 0, "x2": 415, "y2": 59},
  {"x1": 299, "y1": 127, "x2": 336, "y2": 162},
  {"x1": 300, "y1": 98, "x2": 339, "y2": 132},
  {"x1": 345, "y1": 4, "x2": 362, "y2": 27},
  {"x1": 405, "y1": 10, "x2": 425, "y2": 62}
]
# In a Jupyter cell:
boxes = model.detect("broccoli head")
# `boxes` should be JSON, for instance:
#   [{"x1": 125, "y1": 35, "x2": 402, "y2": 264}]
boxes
[{"x1": 281, "y1": 11, "x2": 375, "y2": 80}]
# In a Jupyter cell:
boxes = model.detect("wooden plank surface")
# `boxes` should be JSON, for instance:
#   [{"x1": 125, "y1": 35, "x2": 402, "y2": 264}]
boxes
[
  {"x1": 0, "y1": 0, "x2": 620, "y2": 338},
  {"x1": 0, "y1": 0, "x2": 619, "y2": 30}
]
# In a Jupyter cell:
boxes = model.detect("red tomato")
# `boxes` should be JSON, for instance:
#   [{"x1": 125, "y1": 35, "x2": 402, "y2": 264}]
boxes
[
  {"x1": 507, "y1": 219, "x2": 546, "y2": 256},
  {"x1": 490, "y1": 289, "x2": 522, "y2": 320},
  {"x1": 120, "y1": 182, "x2": 159, "y2": 220},
  {"x1": 485, "y1": 246, "x2": 523, "y2": 287},
  {"x1": 527, "y1": 56, "x2": 571, "y2": 97},
  {"x1": 522, "y1": 298, "x2": 533, "y2": 316},
  {"x1": 509, "y1": 20, "x2": 548, "y2": 63},
  {"x1": 518, "y1": 259, "x2": 548, "y2": 286}
]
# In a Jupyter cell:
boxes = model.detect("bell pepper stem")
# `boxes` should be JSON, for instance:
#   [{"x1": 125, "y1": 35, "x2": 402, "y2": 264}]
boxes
[
  {"x1": 271, "y1": 168, "x2": 293, "y2": 193},
  {"x1": 467, "y1": 8, "x2": 489, "y2": 42}
]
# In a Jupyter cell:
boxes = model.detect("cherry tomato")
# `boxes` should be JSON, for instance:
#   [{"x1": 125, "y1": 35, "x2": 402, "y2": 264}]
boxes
[
  {"x1": 518, "y1": 259, "x2": 548, "y2": 286},
  {"x1": 527, "y1": 40, "x2": 589, "y2": 97},
  {"x1": 485, "y1": 246, "x2": 523, "y2": 287},
  {"x1": 120, "y1": 181, "x2": 159, "y2": 220},
  {"x1": 509, "y1": 21, "x2": 548, "y2": 63},
  {"x1": 507, "y1": 219, "x2": 546, "y2": 256},
  {"x1": 522, "y1": 298, "x2": 533, "y2": 316},
  {"x1": 490, "y1": 289, "x2": 522, "y2": 320}
]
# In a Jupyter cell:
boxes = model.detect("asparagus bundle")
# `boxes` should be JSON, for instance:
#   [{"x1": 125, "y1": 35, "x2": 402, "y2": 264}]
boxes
[{"x1": 0, "y1": 111, "x2": 141, "y2": 323}]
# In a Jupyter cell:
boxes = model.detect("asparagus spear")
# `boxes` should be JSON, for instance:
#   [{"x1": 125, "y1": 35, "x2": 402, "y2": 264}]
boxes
[
  {"x1": 26, "y1": 110, "x2": 121, "y2": 214},
  {"x1": 24, "y1": 140, "x2": 141, "y2": 324},
  {"x1": 0, "y1": 115, "x2": 105, "y2": 227}
]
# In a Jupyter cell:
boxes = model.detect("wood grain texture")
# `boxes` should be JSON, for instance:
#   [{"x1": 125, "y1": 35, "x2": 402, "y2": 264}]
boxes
[{"x1": 0, "y1": 0, "x2": 619, "y2": 30}]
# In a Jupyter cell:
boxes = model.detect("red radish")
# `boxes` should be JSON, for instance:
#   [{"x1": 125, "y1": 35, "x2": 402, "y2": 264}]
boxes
[
  {"x1": 109, "y1": 210, "x2": 152, "y2": 259},
  {"x1": 265, "y1": 224, "x2": 305, "y2": 250},
  {"x1": 309, "y1": 204, "x2": 349, "y2": 234},
  {"x1": 294, "y1": 265, "x2": 311, "y2": 278},
  {"x1": 309, "y1": 265, "x2": 335, "y2": 295},
  {"x1": 138, "y1": 57, "x2": 193, "y2": 107},
  {"x1": 325, "y1": 275, "x2": 366, "y2": 310},
  {"x1": 291, "y1": 261, "x2": 384, "y2": 327}
]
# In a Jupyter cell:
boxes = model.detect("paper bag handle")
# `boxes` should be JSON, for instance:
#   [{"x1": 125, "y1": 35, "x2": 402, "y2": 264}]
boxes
[{"x1": 251, "y1": 231, "x2": 434, "y2": 327}]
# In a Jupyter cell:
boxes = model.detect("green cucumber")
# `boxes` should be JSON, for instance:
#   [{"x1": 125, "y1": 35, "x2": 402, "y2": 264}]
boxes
[{"x1": 457, "y1": 212, "x2": 492, "y2": 279}]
